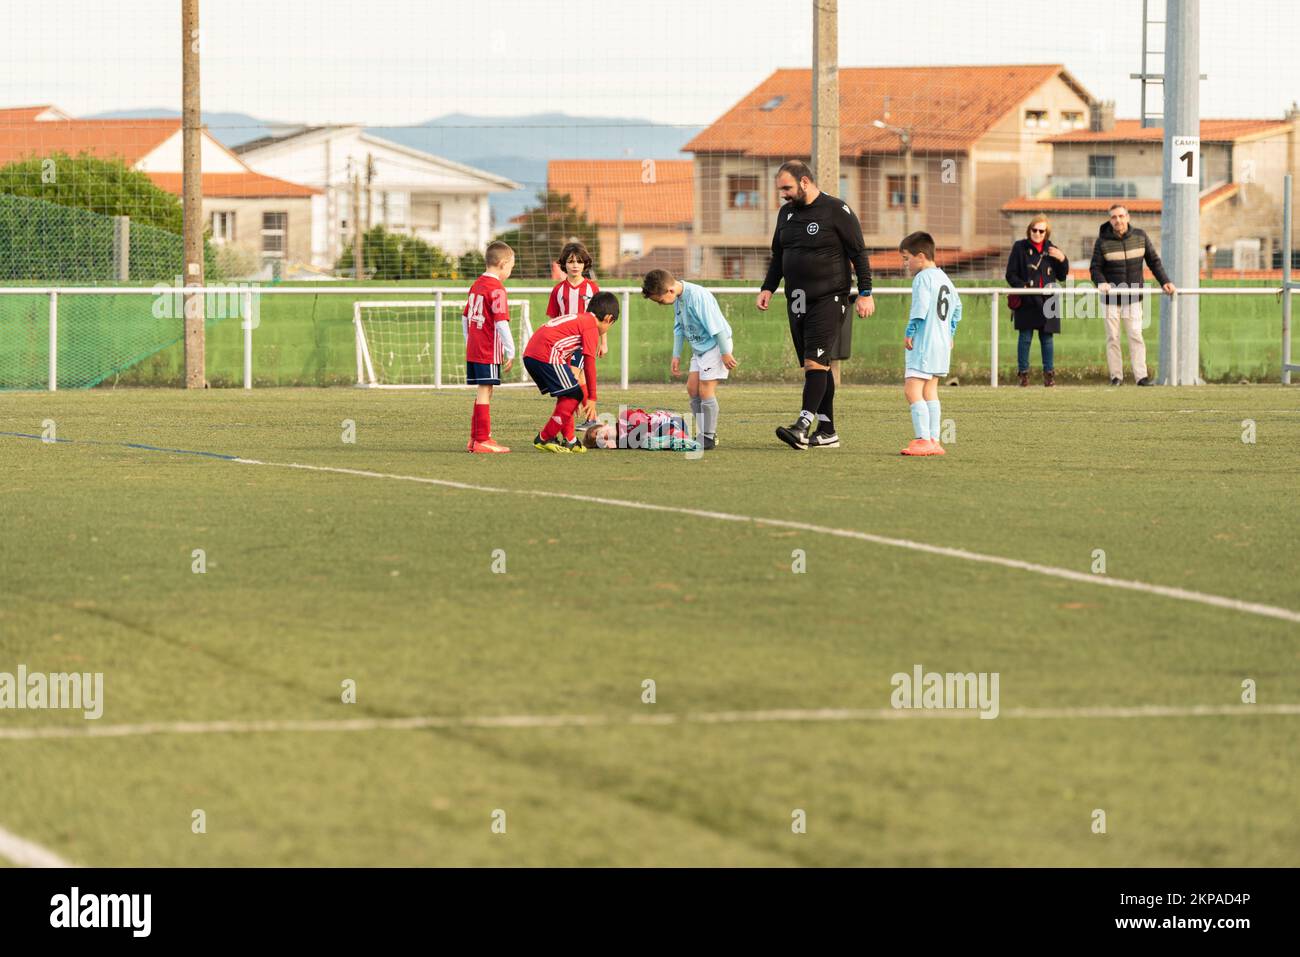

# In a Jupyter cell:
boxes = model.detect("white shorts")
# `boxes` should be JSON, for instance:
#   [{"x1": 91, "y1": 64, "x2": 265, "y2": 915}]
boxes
[
  {"x1": 689, "y1": 345, "x2": 729, "y2": 381},
  {"x1": 904, "y1": 370, "x2": 938, "y2": 381}
]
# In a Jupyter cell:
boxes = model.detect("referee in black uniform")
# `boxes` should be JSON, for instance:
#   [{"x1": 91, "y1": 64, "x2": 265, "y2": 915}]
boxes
[{"x1": 757, "y1": 160, "x2": 874, "y2": 449}]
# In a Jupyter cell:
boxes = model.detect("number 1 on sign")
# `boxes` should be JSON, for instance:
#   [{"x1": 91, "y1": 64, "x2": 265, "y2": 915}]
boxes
[{"x1": 1171, "y1": 136, "x2": 1200, "y2": 184}]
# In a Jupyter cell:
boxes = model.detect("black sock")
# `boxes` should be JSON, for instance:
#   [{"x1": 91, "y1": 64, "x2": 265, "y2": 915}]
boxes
[
  {"x1": 819, "y1": 374, "x2": 835, "y2": 433},
  {"x1": 799, "y1": 369, "x2": 829, "y2": 427}
]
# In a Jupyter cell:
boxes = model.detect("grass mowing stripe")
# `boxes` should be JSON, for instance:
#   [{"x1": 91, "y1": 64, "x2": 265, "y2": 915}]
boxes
[
  {"x1": 2, "y1": 704, "x2": 1296, "y2": 742},
  {"x1": 230, "y1": 456, "x2": 1300, "y2": 625}
]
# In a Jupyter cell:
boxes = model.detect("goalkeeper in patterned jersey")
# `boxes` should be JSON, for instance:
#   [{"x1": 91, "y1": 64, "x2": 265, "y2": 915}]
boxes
[
  {"x1": 898, "y1": 231, "x2": 962, "y2": 457},
  {"x1": 580, "y1": 408, "x2": 700, "y2": 452}
]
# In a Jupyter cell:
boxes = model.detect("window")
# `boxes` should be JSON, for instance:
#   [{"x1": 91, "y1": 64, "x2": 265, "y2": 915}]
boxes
[
  {"x1": 1061, "y1": 111, "x2": 1086, "y2": 130},
  {"x1": 1088, "y1": 155, "x2": 1116, "y2": 179},
  {"x1": 759, "y1": 96, "x2": 785, "y2": 112},
  {"x1": 382, "y1": 191, "x2": 409, "y2": 228},
  {"x1": 1024, "y1": 110, "x2": 1049, "y2": 129},
  {"x1": 728, "y1": 174, "x2": 762, "y2": 209},
  {"x1": 261, "y1": 211, "x2": 287, "y2": 257},
  {"x1": 887, "y1": 174, "x2": 919, "y2": 209},
  {"x1": 620, "y1": 233, "x2": 643, "y2": 258},
  {"x1": 722, "y1": 252, "x2": 745, "y2": 279},
  {"x1": 210, "y1": 211, "x2": 235, "y2": 244},
  {"x1": 839, "y1": 175, "x2": 850, "y2": 200},
  {"x1": 410, "y1": 193, "x2": 440, "y2": 230}
]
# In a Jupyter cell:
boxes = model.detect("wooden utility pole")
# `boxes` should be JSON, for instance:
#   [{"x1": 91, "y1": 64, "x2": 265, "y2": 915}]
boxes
[
  {"x1": 811, "y1": 0, "x2": 839, "y2": 191},
  {"x1": 182, "y1": 0, "x2": 204, "y2": 388},
  {"x1": 364, "y1": 153, "x2": 375, "y2": 233},
  {"x1": 352, "y1": 161, "x2": 364, "y2": 280}
]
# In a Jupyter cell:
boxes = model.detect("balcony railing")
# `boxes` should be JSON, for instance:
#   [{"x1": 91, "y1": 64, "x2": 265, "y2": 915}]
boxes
[{"x1": 1028, "y1": 176, "x2": 1165, "y2": 200}]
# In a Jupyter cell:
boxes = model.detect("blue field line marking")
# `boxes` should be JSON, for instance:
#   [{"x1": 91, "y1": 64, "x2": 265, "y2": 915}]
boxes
[{"x1": 1, "y1": 430, "x2": 240, "y2": 460}]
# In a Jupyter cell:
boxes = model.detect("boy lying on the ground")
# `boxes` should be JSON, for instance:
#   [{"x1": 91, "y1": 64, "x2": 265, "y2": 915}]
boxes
[{"x1": 580, "y1": 407, "x2": 700, "y2": 451}]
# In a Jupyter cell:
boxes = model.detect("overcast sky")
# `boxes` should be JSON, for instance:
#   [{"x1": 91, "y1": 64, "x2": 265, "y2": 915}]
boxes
[{"x1": 2, "y1": 0, "x2": 1295, "y2": 127}]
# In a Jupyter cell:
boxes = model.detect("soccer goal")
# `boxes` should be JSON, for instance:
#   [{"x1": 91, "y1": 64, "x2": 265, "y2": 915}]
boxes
[{"x1": 353, "y1": 299, "x2": 534, "y2": 388}]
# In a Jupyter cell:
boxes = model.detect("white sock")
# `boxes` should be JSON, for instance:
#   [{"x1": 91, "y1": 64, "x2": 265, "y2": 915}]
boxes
[{"x1": 926, "y1": 400, "x2": 941, "y2": 441}]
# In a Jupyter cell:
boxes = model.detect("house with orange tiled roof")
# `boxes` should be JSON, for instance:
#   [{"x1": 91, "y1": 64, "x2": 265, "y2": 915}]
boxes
[
  {"x1": 682, "y1": 64, "x2": 1094, "y2": 278},
  {"x1": 0, "y1": 104, "x2": 319, "y2": 270},
  {"x1": 1002, "y1": 106, "x2": 1300, "y2": 273},
  {"x1": 547, "y1": 159, "x2": 693, "y2": 276}
]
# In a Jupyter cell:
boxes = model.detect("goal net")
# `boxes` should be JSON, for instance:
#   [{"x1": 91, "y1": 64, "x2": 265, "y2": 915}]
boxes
[{"x1": 354, "y1": 299, "x2": 534, "y2": 388}]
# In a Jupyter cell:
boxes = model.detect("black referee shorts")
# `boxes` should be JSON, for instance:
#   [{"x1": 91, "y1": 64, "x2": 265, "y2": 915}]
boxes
[{"x1": 788, "y1": 293, "x2": 847, "y2": 366}]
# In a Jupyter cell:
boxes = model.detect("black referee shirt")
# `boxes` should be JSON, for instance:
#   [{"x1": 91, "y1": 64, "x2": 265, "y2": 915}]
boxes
[{"x1": 760, "y1": 192, "x2": 873, "y2": 302}]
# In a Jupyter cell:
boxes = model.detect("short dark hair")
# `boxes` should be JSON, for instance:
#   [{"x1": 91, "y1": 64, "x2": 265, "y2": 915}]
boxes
[
  {"x1": 588, "y1": 290, "x2": 620, "y2": 322},
  {"x1": 899, "y1": 231, "x2": 936, "y2": 260},
  {"x1": 777, "y1": 160, "x2": 815, "y2": 185},
  {"x1": 557, "y1": 241, "x2": 593, "y2": 276},
  {"x1": 1108, "y1": 203, "x2": 1128, "y2": 214},
  {"x1": 485, "y1": 241, "x2": 513, "y2": 267},
  {"x1": 641, "y1": 269, "x2": 675, "y2": 299}
]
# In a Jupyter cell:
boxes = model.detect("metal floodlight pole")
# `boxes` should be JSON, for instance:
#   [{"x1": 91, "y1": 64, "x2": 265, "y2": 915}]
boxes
[
  {"x1": 182, "y1": 0, "x2": 205, "y2": 389},
  {"x1": 811, "y1": 0, "x2": 839, "y2": 192},
  {"x1": 1159, "y1": 0, "x2": 1201, "y2": 386},
  {"x1": 1284, "y1": 174, "x2": 1295, "y2": 385}
]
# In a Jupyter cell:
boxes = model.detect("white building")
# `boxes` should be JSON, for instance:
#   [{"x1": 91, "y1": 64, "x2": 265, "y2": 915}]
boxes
[{"x1": 234, "y1": 126, "x2": 520, "y2": 269}]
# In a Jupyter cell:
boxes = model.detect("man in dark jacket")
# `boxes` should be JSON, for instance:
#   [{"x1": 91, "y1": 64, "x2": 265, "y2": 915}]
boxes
[{"x1": 1089, "y1": 204, "x2": 1176, "y2": 386}]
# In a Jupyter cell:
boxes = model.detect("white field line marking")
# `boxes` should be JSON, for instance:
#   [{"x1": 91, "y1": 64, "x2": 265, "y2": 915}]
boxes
[
  {"x1": 230, "y1": 458, "x2": 1300, "y2": 624},
  {"x1": 0, "y1": 824, "x2": 71, "y2": 867},
  {"x1": 1, "y1": 704, "x2": 1296, "y2": 742}
]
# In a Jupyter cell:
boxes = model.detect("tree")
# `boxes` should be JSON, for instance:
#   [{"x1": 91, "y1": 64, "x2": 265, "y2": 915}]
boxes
[
  {"x1": 0, "y1": 151, "x2": 183, "y2": 232},
  {"x1": 458, "y1": 249, "x2": 486, "y2": 277},
  {"x1": 0, "y1": 152, "x2": 221, "y2": 281},
  {"x1": 335, "y1": 225, "x2": 455, "y2": 280},
  {"x1": 497, "y1": 191, "x2": 600, "y2": 278}
]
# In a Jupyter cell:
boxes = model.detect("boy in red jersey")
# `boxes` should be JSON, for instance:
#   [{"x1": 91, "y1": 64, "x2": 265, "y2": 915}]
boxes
[
  {"x1": 522, "y1": 291, "x2": 619, "y2": 453},
  {"x1": 547, "y1": 241, "x2": 607, "y2": 358},
  {"x1": 462, "y1": 241, "x2": 516, "y2": 453}
]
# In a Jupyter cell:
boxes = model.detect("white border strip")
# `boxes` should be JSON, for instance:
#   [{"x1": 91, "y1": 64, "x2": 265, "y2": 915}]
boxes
[
  {"x1": 1, "y1": 704, "x2": 1296, "y2": 742},
  {"x1": 231, "y1": 457, "x2": 1300, "y2": 624},
  {"x1": 0, "y1": 824, "x2": 71, "y2": 867}
]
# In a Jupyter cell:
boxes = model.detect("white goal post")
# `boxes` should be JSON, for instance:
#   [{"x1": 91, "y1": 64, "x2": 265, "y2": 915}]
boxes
[{"x1": 354, "y1": 298, "x2": 534, "y2": 389}]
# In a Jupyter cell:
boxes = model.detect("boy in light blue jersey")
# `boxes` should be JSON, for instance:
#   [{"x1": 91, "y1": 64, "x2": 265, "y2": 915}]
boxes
[
  {"x1": 642, "y1": 269, "x2": 738, "y2": 450},
  {"x1": 899, "y1": 231, "x2": 961, "y2": 456}
]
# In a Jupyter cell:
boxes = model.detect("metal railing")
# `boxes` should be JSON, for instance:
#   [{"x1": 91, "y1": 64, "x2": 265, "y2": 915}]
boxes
[{"x1": 3, "y1": 284, "x2": 1298, "y2": 391}]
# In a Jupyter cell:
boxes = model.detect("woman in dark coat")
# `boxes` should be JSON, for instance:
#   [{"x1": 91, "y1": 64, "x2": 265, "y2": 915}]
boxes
[{"x1": 1005, "y1": 216, "x2": 1069, "y2": 386}]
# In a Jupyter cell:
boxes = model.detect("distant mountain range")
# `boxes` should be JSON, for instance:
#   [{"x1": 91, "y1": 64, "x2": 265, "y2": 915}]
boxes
[{"x1": 87, "y1": 109, "x2": 705, "y2": 227}]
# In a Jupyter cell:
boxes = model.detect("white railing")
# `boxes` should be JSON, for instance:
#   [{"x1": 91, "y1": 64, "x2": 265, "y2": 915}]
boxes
[{"x1": 3, "y1": 284, "x2": 1297, "y2": 391}]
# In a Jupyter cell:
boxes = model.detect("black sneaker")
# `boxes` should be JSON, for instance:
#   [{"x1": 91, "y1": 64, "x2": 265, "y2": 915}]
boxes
[
  {"x1": 700, "y1": 435, "x2": 717, "y2": 450},
  {"x1": 1136, "y1": 376, "x2": 1153, "y2": 387},
  {"x1": 775, "y1": 420, "x2": 811, "y2": 450},
  {"x1": 807, "y1": 430, "x2": 840, "y2": 448},
  {"x1": 1110, "y1": 377, "x2": 1122, "y2": 386}
]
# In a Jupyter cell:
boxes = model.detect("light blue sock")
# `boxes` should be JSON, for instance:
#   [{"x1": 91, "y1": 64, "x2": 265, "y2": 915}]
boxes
[
  {"x1": 909, "y1": 401, "x2": 930, "y2": 440},
  {"x1": 926, "y1": 399, "x2": 941, "y2": 441}
]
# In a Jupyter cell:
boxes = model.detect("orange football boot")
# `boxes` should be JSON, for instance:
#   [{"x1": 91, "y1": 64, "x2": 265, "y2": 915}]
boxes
[
  {"x1": 471, "y1": 438, "x2": 511, "y2": 453},
  {"x1": 900, "y1": 438, "x2": 935, "y2": 456}
]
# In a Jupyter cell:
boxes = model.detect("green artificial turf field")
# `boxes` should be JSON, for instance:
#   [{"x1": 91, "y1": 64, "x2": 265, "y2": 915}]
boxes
[{"x1": 1, "y1": 383, "x2": 1298, "y2": 866}]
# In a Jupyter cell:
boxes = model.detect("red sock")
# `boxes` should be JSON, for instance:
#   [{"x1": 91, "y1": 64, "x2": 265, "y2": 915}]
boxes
[
  {"x1": 472, "y1": 403, "x2": 490, "y2": 442},
  {"x1": 541, "y1": 397, "x2": 578, "y2": 441}
]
